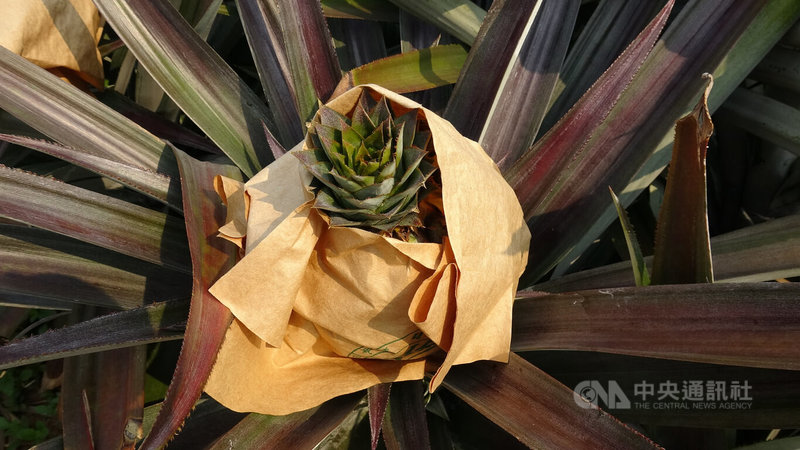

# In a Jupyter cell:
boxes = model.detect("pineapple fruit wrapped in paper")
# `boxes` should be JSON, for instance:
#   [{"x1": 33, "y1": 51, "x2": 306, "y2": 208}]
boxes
[{"x1": 205, "y1": 85, "x2": 530, "y2": 415}]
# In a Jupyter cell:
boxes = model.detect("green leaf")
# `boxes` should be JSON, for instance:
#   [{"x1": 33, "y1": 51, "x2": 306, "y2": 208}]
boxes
[
  {"x1": 0, "y1": 47, "x2": 174, "y2": 178},
  {"x1": 93, "y1": 0, "x2": 274, "y2": 177},
  {"x1": 0, "y1": 166, "x2": 191, "y2": 272},
  {"x1": 609, "y1": 187, "x2": 650, "y2": 287},
  {"x1": 322, "y1": 0, "x2": 399, "y2": 21},
  {"x1": 389, "y1": 0, "x2": 485, "y2": 45},
  {"x1": 0, "y1": 225, "x2": 191, "y2": 310},
  {"x1": 0, "y1": 300, "x2": 186, "y2": 370},
  {"x1": 0, "y1": 134, "x2": 180, "y2": 211},
  {"x1": 442, "y1": 353, "x2": 659, "y2": 449},
  {"x1": 478, "y1": 0, "x2": 581, "y2": 171},
  {"x1": 339, "y1": 45, "x2": 467, "y2": 94},
  {"x1": 140, "y1": 149, "x2": 240, "y2": 449},
  {"x1": 207, "y1": 394, "x2": 362, "y2": 449},
  {"x1": 513, "y1": 283, "x2": 800, "y2": 370},
  {"x1": 652, "y1": 76, "x2": 715, "y2": 285}
]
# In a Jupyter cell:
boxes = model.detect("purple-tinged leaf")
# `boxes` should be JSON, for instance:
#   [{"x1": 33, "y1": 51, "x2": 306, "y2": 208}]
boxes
[
  {"x1": 479, "y1": 0, "x2": 581, "y2": 172},
  {"x1": 444, "y1": 0, "x2": 539, "y2": 140},
  {"x1": 321, "y1": 0, "x2": 399, "y2": 21},
  {"x1": 98, "y1": 91, "x2": 221, "y2": 155},
  {"x1": 281, "y1": 0, "x2": 342, "y2": 118},
  {"x1": 0, "y1": 300, "x2": 187, "y2": 370},
  {"x1": 93, "y1": 0, "x2": 274, "y2": 177},
  {"x1": 652, "y1": 75, "x2": 715, "y2": 284},
  {"x1": 512, "y1": 283, "x2": 800, "y2": 370},
  {"x1": 368, "y1": 383, "x2": 391, "y2": 450},
  {"x1": 207, "y1": 394, "x2": 362, "y2": 449},
  {"x1": 558, "y1": 2, "x2": 800, "y2": 278},
  {"x1": 0, "y1": 46, "x2": 174, "y2": 177},
  {"x1": 442, "y1": 353, "x2": 659, "y2": 449},
  {"x1": 329, "y1": 18, "x2": 388, "y2": 71},
  {"x1": 511, "y1": 1, "x2": 774, "y2": 284},
  {"x1": 534, "y1": 213, "x2": 800, "y2": 292},
  {"x1": 236, "y1": 0, "x2": 304, "y2": 148},
  {"x1": 0, "y1": 225, "x2": 190, "y2": 310},
  {"x1": 389, "y1": 0, "x2": 485, "y2": 45},
  {"x1": 506, "y1": 0, "x2": 673, "y2": 214},
  {"x1": 140, "y1": 149, "x2": 241, "y2": 449},
  {"x1": 382, "y1": 381, "x2": 431, "y2": 450},
  {"x1": 541, "y1": 1, "x2": 666, "y2": 134},
  {"x1": 263, "y1": 122, "x2": 288, "y2": 160},
  {"x1": 91, "y1": 346, "x2": 146, "y2": 450},
  {"x1": 0, "y1": 134, "x2": 179, "y2": 210},
  {"x1": 0, "y1": 166, "x2": 190, "y2": 272},
  {"x1": 62, "y1": 366, "x2": 95, "y2": 450},
  {"x1": 333, "y1": 45, "x2": 467, "y2": 97}
]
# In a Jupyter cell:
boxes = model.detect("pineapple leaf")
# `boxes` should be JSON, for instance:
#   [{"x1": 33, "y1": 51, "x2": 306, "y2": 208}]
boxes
[
  {"x1": 513, "y1": 284, "x2": 800, "y2": 370},
  {"x1": 140, "y1": 149, "x2": 240, "y2": 449}
]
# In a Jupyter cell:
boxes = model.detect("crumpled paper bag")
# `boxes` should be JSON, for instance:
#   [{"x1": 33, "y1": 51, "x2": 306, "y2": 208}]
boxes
[
  {"x1": 0, "y1": 0, "x2": 104, "y2": 89},
  {"x1": 205, "y1": 84, "x2": 531, "y2": 415}
]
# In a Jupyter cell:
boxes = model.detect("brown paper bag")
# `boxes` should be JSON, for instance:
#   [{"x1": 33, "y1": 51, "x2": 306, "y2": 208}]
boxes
[
  {"x1": 0, "y1": 0, "x2": 104, "y2": 89},
  {"x1": 205, "y1": 85, "x2": 530, "y2": 415}
]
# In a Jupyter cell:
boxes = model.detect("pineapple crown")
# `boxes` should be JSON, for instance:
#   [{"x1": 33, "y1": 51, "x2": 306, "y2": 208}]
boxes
[{"x1": 295, "y1": 91, "x2": 437, "y2": 232}]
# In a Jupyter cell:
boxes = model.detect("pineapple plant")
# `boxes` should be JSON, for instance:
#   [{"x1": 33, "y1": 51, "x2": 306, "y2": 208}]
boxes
[{"x1": 0, "y1": 0, "x2": 798, "y2": 448}]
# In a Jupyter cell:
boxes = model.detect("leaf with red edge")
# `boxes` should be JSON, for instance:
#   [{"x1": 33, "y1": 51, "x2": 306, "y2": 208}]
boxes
[
  {"x1": 368, "y1": 383, "x2": 391, "y2": 450},
  {"x1": 0, "y1": 166, "x2": 190, "y2": 272},
  {"x1": 140, "y1": 148, "x2": 241, "y2": 449},
  {"x1": 542, "y1": 1, "x2": 666, "y2": 133},
  {"x1": 207, "y1": 393, "x2": 362, "y2": 449},
  {"x1": 512, "y1": 283, "x2": 800, "y2": 370},
  {"x1": 479, "y1": 0, "x2": 581, "y2": 172},
  {"x1": 442, "y1": 353, "x2": 659, "y2": 449},
  {"x1": 652, "y1": 75, "x2": 715, "y2": 284},
  {"x1": 508, "y1": 0, "x2": 770, "y2": 283},
  {"x1": 382, "y1": 381, "x2": 431, "y2": 450},
  {"x1": 281, "y1": 0, "x2": 342, "y2": 119}
]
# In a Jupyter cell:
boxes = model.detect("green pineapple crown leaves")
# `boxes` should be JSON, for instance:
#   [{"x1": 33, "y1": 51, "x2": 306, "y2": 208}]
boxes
[{"x1": 295, "y1": 91, "x2": 438, "y2": 232}]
